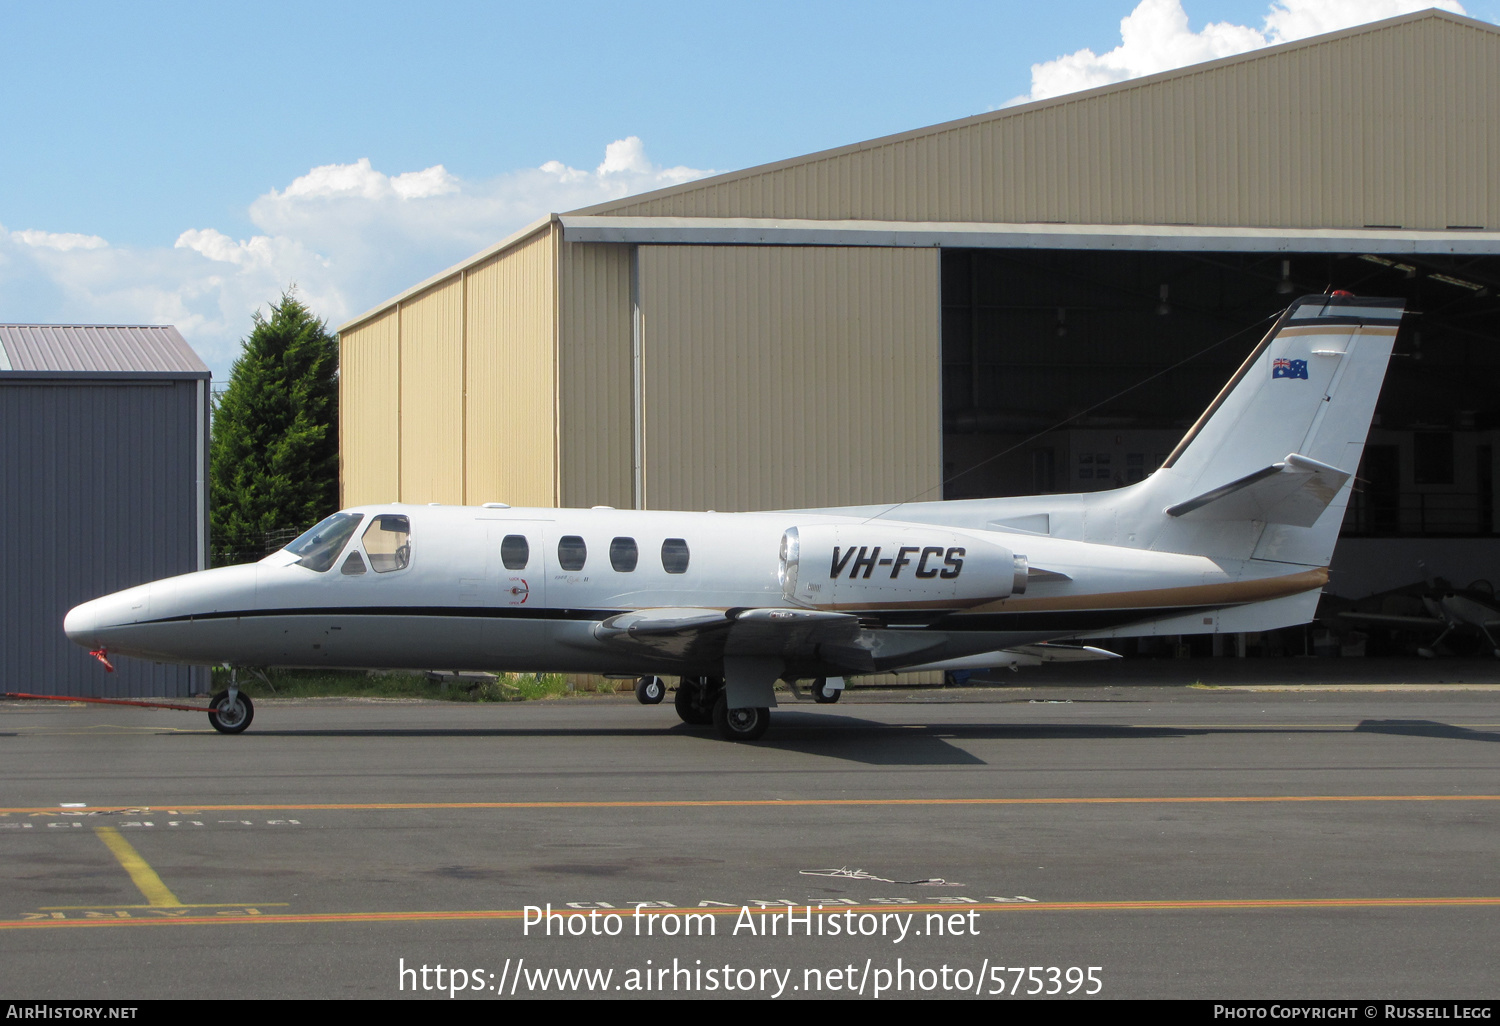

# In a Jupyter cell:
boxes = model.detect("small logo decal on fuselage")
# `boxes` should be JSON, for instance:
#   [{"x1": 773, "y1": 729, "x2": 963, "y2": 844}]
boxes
[
  {"x1": 829, "y1": 545, "x2": 964, "y2": 580},
  {"x1": 1272, "y1": 358, "x2": 1308, "y2": 380}
]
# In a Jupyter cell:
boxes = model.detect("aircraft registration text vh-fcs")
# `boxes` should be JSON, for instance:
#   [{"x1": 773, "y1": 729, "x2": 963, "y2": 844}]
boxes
[{"x1": 66, "y1": 294, "x2": 1405, "y2": 741}]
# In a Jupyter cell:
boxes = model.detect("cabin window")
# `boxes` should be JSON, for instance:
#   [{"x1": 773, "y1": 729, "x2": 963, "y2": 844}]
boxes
[
  {"x1": 558, "y1": 535, "x2": 587, "y2": 571},
  {"x1": 501, "y1": 534, "x2": 530, "y2": 570},
  {"x1": 610, "y1": 537, "x2": 638, "y2": 572},
  {"x1": 340, "y1": 552, "x2": 367, "y2": 576},
  {"x1": 285, "y1": 512, "x2": 364, "y2": 573},
  {"x1": 362, "y1": 515, "x2": 411, "y2": 572},
  {"x1": 661, "y1": 538, "x2": 690, "y2": 574}
]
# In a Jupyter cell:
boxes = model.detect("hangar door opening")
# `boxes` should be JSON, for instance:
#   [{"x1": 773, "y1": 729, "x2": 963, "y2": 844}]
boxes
[{"x1": 940, "y1": 247, "x2": 1500, "y2": 604}]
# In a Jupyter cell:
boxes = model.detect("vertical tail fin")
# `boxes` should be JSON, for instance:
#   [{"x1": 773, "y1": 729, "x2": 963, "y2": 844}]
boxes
[{"x1": 1140, "y1": 293, "x2": 1403, "y2": 564}]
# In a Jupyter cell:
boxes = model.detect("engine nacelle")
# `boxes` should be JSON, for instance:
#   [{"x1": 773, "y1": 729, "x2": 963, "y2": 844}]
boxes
[{"x1": 779, "y1": 525, "x2": 1026, "y2": 610}]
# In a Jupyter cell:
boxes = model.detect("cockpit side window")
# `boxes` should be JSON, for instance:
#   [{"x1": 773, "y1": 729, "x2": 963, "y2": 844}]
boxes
[
  {"x1": 285, "y1": 512, "x2": 364, "y2": 573},
  {"x1": 340, "y1": 552, "x2": 368, "y2": 576},
  {"x1": 362, "y1": 515, "x2": 411, "y2": 572}
]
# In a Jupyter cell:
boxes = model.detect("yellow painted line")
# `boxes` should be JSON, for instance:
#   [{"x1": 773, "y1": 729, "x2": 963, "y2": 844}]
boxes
[
  {"x1": 93, "y1": 827, "x2": 183, "y2": 908},
  {"x1": 5, "y1": 897, "x2": 1499, "y2": 931},
  {"x1": 9, "y1": 728, "x2": 201, "y2": 735},
  {"x1": 40, "y1": 903, "x2": 289, "y2": 910},
  {"x1": 4, "y1": 794, "x2": 1498, "y2": 816}
]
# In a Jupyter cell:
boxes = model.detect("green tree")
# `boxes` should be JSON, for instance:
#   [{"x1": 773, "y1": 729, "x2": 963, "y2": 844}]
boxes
[{"x1": 210, "y1": 293, "x2": 339, "y2": 565}]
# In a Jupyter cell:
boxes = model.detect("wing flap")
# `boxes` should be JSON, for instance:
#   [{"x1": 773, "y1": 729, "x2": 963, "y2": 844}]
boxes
[{"x1": 593, "y1": 606, "x2": 863, "y2": 661}]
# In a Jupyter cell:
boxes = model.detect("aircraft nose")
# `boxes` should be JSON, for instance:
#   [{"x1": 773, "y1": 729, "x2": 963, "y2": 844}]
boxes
[
  {"x1": 63, "y1": 598, "x2": 103, "y2": 648},
  {"x1": 64, "y1": 583, "x2": 149, "y2": 648}
]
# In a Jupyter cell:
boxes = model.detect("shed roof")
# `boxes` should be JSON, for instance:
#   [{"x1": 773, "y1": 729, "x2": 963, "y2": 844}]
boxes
[{"x1": 0, "y1": 325, "x2": 209, "y2": 377}]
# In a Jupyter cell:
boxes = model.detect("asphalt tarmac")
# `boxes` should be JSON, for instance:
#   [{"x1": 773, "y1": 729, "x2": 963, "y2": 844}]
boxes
[{"x1": 2, "y1": 677, "x2": 1497, "y2": 1000}]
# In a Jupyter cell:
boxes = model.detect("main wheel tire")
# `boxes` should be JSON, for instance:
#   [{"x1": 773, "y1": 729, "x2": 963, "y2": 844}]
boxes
[
  {"x1": 712, "y1": 694, "x2": 770, "y2": 742},
  {"x1": 674, "y1": 678, "x2": 713, "y2": 725},
  {"x1": 208, "y1": 690, "x2": 254, "y2": 734},
  {"x1": 811, "y1": 677, "x2": 841, "y2": 704},
  {"x1": 635, "y1": 675, "x2": 666, "y2": 705}
]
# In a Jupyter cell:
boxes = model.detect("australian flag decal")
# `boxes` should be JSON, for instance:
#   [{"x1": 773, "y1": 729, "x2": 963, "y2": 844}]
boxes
[{"x1": 1272, "y1": 357, "x2": 1309, "y2": 380}]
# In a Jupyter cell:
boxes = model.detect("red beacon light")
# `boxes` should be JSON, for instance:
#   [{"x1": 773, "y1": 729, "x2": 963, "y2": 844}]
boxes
[{"x1": 1330, "y1": 290, "x2": 1355, "y2": 297}]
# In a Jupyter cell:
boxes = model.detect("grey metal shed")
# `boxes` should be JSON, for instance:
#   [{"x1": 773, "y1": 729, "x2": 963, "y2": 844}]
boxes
[{"x1": 1, "y1": 325, "x2": 210, "y2": 697}]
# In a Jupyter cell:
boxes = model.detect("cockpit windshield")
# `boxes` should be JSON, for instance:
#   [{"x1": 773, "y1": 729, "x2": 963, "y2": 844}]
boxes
[{"x1": 284, "y1": 512, "x2": 364, "y2": 573}]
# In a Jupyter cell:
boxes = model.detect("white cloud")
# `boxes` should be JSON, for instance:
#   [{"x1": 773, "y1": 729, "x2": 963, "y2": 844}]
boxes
[
  {"x1": 598, "y1": 136, "x2": 653, "y2": 175},
  {"x1": 0, "y1": 139, "x2": 714, "y2": 380},
  {"x1": 272, "y1": 157, "x2": 461, "y2": 202},
  {"x1": 10, "y1": 228, "x2": 109, "y2": 251},
  {"x1": 1012, "y1": 0, "x2": 1466, "y2": 103}
]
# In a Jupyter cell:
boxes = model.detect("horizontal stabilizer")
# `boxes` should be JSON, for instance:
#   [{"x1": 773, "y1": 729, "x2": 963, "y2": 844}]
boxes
[
  {"x1": 1165, "y1": 453, "x2": 1350, "y2": 527},
  {"x1": 1335, "y1": 611, "x2": 1444, "y2": 632}
]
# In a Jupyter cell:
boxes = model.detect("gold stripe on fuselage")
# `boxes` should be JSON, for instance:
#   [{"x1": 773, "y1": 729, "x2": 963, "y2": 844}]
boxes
[{"x1": 958, "y1": 567, "x2": 1329, "y2": 615}]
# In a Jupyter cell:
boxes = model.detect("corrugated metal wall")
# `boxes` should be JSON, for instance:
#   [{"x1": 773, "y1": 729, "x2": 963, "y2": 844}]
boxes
[
  {"x1": 465, "y1": 228, "x2": 558, "y2": 507},
  {"x1": 558, "y1": 241, "x2": 633, "y2": 508},
  {"x1": 636, "y1": 246, "x2": 941, "y2": 511},
  {"x1": 398, "y1": 279, "x2": 465, "y2": 503},
  {"x1": 588, "y1": 14, "x2": 1498, "y2": 231},
  {"x1": 340, "y1": 226, "x2": 560, "y2": 507},
  {"x1": 339, "y1": 308, "x2": 400, "y2": 507},
  {"x1": 1, "y1": 379, "x2": 206, "y2": 697}
]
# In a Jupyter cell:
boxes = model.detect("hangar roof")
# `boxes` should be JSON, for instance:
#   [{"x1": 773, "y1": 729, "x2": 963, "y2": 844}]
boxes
[
  {"x1": 340, "y1": 9, "x2": 1500, "y2": 335},
  {"x1": 0, "y1": 324, "x2": 209, "y2": 378},
  {"x1": 572, "y1": 9, "x2": 1499, "y2": 232}
]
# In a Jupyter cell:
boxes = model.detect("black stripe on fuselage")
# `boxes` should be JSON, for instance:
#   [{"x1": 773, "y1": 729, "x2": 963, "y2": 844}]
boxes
[
  {"x1": 135, "y1": 603, "x2": 1216, "y2": 634},
  {"x1": 141, "y1": 606, "x2": 621, "y2": 624}
]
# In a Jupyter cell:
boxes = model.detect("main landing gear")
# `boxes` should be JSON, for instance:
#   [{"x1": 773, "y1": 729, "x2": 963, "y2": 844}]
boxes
[
  {"x1": 712, "y1": 696, "x2": 770, "y2": 741},
  {"x1": 811, "y1": 676, "x2": 843, "y2": 704},
  {"x1": 673, "y1": 676, "x2": 770, "y2": 741},
  {"x1": 673, "y1": 676, "x2": 717, "y2": 726},
  {"x1": 634, "y1": 675, "x2": 666, "y2": 704}
]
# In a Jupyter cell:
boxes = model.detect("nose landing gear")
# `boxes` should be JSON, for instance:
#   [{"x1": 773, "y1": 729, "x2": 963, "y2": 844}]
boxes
[
  {"x1": 208, "y1": 666, "x2": 258, "y2": 734},
  {"x1": 208, "y1": 689, "x2": 255, "y2": 734}
]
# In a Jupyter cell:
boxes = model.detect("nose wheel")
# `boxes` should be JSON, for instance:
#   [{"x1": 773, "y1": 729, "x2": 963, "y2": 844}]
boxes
[{"x1": 208, "y1": 689, "x2": 255, "y2": 734}]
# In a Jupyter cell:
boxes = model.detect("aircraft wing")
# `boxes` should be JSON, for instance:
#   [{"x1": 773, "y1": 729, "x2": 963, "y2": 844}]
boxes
[
  {"x1": 1334, "y1": 611, "x2": 1443, "y2": 631},
  {"x1": 897, "y1": 643, "x2": 1121, "y2": 672},
  {"x1": 593, "y1": 606, "x2": 863, "y2": 662},
  {"x1": 1166, "y1": 453, "x2": 1351, "y2": 527}
]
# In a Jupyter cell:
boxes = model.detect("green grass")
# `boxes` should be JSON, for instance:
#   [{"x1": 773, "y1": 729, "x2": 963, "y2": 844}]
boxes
[{"x1": 209, "y1": 667, "x2": 582, "y2": 702}]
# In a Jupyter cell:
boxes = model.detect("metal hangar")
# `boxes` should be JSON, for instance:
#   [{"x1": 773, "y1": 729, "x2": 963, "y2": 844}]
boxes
[{"x1": 339, "y1": 10, "x2": 1500, "y2": 622}]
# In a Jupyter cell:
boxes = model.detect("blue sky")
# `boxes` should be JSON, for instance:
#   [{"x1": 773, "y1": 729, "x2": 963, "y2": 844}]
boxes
[{"x1": 1, "y1": 0, "x2": 1490, "y2": 380}]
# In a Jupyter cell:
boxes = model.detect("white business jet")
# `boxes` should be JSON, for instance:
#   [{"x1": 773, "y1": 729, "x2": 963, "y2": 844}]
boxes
[{"x1": 65, "y1": 293, "x2": 1403, "y2": 740}]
